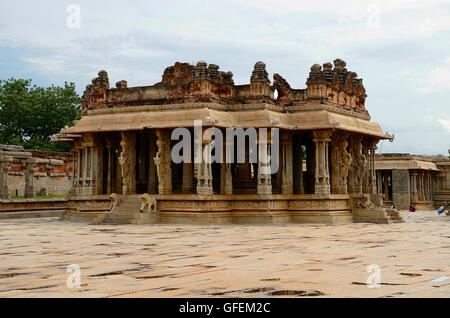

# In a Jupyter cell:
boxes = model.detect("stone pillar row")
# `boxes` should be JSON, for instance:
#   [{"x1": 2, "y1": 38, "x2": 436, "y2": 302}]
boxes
[
  {"x1": 24, "y1": 158, "x2": 36, "y2": 198},
  {"x1": 75, "y1": 129, "x2": 379, "y2": 199},
  {"x1": 154, "y1": 129, "x2": 172, "y2": 195},
  {"x1": 73, "y1": 142, "x2": 100, "y2": 196},
  {"x1": 0, "y1": 156, "x2": 36, "y2": 199},
  {"x1": 0, "y1": 156, "x2": 12, "y2": 199}
]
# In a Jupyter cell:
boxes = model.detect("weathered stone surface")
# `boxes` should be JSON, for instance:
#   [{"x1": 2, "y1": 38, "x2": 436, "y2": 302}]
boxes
[
  {"x1": 76, "y1": 59, "x2": 370, "y2": 116},
  {"x1": 0, "y1": 212, "x2": 448, "y2": 297},
  {"x1": 0, "y1": 148, "x2": 73, "y2": 198},
  {"x1": 392, "y1": 169, "x2": 411, "y2": 210}
]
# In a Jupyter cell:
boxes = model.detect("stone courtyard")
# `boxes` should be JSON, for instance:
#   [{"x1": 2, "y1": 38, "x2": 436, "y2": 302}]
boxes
[{"x1": 0, "y1": 211, "x2": 449, "y2": 298}]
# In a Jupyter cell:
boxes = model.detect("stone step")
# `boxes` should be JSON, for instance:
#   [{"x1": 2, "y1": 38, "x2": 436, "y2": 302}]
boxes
[
  {"x1": 101, "y1": 196, "x2": 147, "y2": 224},
  {"x1": 115, "y1": 205, "x2": 141, "y2": 210},
  {"x1": 117, "y1": 202, "x2": 141, "y2": 207},
  {"x1": 110, "y1": 213, "x2": 140, "y2": 218},
  {"x1": 112, "y1": 207, "x2": 140, "y2": 212},
  {"x1": 103, "y1": 217, "x2": 134, "y2": 224}
]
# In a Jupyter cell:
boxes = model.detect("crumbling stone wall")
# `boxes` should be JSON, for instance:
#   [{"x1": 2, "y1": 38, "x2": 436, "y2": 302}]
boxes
[
  {"x1": 80, "y1": 59, "x2": 369, "y2": 117},
  {"x1": 4, "y1": 148, "x2": 73, "y2": 197}
]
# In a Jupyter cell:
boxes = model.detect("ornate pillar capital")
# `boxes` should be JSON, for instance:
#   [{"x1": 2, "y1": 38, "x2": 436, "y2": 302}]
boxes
[{"x1": 312, "y1": 130, "x2": 332, "y2": 143}]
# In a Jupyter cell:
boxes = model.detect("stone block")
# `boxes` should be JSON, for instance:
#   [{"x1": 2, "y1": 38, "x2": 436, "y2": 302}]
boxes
[{"x1": 392, "y1": 169, "x2": 410, "y2": 210}]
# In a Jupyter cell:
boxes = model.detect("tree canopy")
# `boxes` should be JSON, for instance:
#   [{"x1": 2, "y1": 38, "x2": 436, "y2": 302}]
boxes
[{"x1": 0, "y1": 78, "x2": 81, "y2": 152}]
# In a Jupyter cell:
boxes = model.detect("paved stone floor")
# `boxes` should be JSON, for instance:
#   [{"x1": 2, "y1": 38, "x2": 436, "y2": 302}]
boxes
[{"x1": 0, "y1": 211, "x2": 449, "y2": 298}]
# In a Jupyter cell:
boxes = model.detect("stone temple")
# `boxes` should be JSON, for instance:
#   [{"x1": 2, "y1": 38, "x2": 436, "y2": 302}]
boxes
[
  {"x1": 53, "y1": 59, "x2": 404, "y2": 224},
  {"x1": 375, "y1": 153, "x2": 450, "y2": 210}
]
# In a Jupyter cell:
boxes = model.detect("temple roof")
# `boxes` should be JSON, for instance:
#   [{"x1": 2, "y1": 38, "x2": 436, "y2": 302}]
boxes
[
  {"x1": 53, "y1": 59, "x2": 393, "y2": 142},
  {"x1": 375, "y1": 154, "x2": 441, "y2": 171},
  {"x1": 56, "y1": 104, "x2": 389, "y2": 139}
]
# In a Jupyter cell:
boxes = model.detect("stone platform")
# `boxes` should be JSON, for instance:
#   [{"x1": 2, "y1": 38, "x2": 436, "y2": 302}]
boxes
[
  {"x1": 64, "y1": 194, "x2": 356, "y2": 224},
  {"x1": 0, "y1": 198, "x2": 67, "y2": 219},
  {"x1": 61, "y1": 194, "x2": 406, "y2": 225}
]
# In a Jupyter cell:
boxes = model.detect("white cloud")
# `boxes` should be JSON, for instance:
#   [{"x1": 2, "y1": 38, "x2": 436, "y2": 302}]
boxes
[
  {"x1": 419, "y1": 58, "x2": 450, "y2": 93},
  {"x1": 1, "y1": 0, "x2": 450, "y2": 154},
  {"x1": 438, "y1": 119, "x2": 450, "y2": 133},
  {"x1": 231, "y1": 0, "x2": 449, "y2": 15}
]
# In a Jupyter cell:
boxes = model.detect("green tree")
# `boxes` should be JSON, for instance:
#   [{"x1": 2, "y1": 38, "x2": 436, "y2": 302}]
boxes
[{"x1": 0, "y1": 78, "x2": 81, "y2": 152}]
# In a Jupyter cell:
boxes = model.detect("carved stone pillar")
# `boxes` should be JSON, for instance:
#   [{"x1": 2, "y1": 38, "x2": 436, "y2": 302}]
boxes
[
  {"x1": 71, "y1": 152, "x2": 76, "y2": 191},
  {"x1": 76, "y1": 150, "x2": 81, "y2": 193},
  {"x1": 367, "y1": 140, "x2": 378, "y2": 194},
  {"x1": 298, "y1": 145, "x2": 304, "y2": 195},
  {"x1": 197, "y1": 142, "x2": 213, "y2": 195},
  {"x1": 281, "y1": 132, "x2": 293, "y2": 195},
  {"x1": 313, "y1": 130, "x2": 332, "y2": 196},
  {"x1": 93, "y1": 143, "x2": 103, "y2": 195},
  {"x1": 363, "y1": 139, "x2": 378, "y2": 194},
  {"x1": 0, "y1": 156, "x2": 12, "y2": 199},
  {"x1": 376, "y1": 170, "x2": 382, "y2": 194},
  {"x1": 347, "y1": 135, "x2": 365, "y2": 195},
  {"x1": 182, "y1": 163, "x2": 194, "y2": 194},
  {"x1": 90, "y1": 147, "x2": 96, "y2": 194},
  {"x1": 221, "y1": 141, "x2": 233, "y2": 195},
  {"x1": 428, "y1": 173, "x2": 433, "y2": 201},
  {"x1": 331, "y1": 133, "x2": 351, "y2": 194},
  {"x1": 83, "y1": 148, "x2": 88, "y2": 191},
  {"x1": 292, "y1": 134, "x2": 303, "y2": 194},
  {"x1": 24, "y1": 158, "x2": 36, "y2": 198},
  {"x1": 155, "y1": 129, "x2": 172, "y2": 195},
  {"x1": 106, "y1": 143, "x2": 113, "y2": 195},
  {"x1": 257, "y1": 131, "x2": 272, "y2": 196},
  {"x1": 119, "y1": 131, "x2": 136, "y2": 195},
  {"x1": 417, "y1": 171, "x2": 424, "y2": 201},
  {"x1": 424, "y1": 172, "x2": 428, "y2": 201},
  {"x1": 305, "y1": 137, "x2": 315, "y2": 194},
  {"x1": 148, "y1": 130, "x2": 157, "y2": 194},
  {"x1": 410, "y1": 171, "x2": 418, "y2": 202},
  {"x1": 362, "y1": 141, "x2": 370, "y2": 194}
]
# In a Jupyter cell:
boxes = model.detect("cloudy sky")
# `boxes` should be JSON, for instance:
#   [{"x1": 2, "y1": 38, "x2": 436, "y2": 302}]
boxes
[{"x1": 0, "y1": 0, "x2": 449, "y2": 154}]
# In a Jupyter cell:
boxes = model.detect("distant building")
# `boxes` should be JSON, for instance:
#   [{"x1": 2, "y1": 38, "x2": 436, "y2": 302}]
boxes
[
  {"x1": 375, "y1": 153, "x2": 450, "y2": 210},
  {"x1": 0, "y1": 144, "x2": 73, "y2": 199}
]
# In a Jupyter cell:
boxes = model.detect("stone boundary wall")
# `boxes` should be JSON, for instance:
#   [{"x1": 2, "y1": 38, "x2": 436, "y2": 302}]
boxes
[{"x1": 4, "y1": 148, "x2": 73, "y2": 197}]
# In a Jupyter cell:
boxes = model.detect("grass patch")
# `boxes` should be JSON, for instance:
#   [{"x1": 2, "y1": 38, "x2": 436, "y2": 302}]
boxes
[{"x1": 11, "y1": 195, "x2": 66, "y2": 199}]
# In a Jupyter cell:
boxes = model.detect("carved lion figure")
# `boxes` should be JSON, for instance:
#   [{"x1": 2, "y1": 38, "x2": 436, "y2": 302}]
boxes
[
  {"x1": 140, "y1": 194, "x2": 157, "y2": 214},
  {"x1": 358, "y1": 195, "x2": 375, "y2": 210},
  {"x1": 109, "y1": 193, "x2": 119, "y2": 212}
]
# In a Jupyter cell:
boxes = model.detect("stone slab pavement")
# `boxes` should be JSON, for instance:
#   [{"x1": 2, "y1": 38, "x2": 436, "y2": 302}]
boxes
[{"x1": 0, "y1": 211, "x2": 449, "y2": 298}]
